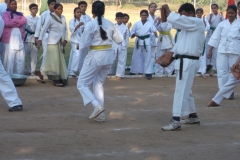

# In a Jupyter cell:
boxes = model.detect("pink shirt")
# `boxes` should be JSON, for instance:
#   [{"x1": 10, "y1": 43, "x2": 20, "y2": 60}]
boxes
[{"x1": 2, "y1": 11, "x2": 27, "y2": 43}]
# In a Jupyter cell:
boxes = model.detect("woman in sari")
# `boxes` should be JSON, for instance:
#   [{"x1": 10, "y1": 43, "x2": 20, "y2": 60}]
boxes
[
  {"x1": 2, "y1": 0, "x2": 26, "y2": 74},
  {"x1": 37, "y1": 3, "x2": 68, "y2": 87}
]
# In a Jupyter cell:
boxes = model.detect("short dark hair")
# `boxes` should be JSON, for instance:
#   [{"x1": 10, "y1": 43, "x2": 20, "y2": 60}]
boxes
[
  {"x1": 148, "y1": 2, "x2": 157, "y2": 8},
  {"x1": 211, "y1": 3, "x2": 219, "y2": 9},
  {"x1": 196, "y1": 8, "x2": 203, "y2": 14},
  {"x1": 47, "y1": 0, "x2": 56, "y2": 6},
  {"x1": 116, "y1": 12, "x2": 124, "y2": 18},
  {"x1": 178, "y1": 3, "x2": 195, "y2": 15},
  {"x1": 227, "y1": 4, "x2": 237, "y2": 13},
  {"x1": 78, "y1": 1, "x2": 87, "y2": 7},
  {"x1": 54, "y1": 3, "x2": 63, "y2": 10},
  {"x1": 140, "y1": 10, "x2": 148, "y2": 16},
  {"x1": 123, "y1": 13, "x2": 129, "y2": 18},
  {"x1": 29, "y1": 3, "x2": 38, "y2": 9}
]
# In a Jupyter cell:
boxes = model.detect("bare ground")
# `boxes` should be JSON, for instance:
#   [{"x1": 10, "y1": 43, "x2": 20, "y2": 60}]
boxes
[{"x1": 0, "y1": 76, "x2": 240, "y2": 160}]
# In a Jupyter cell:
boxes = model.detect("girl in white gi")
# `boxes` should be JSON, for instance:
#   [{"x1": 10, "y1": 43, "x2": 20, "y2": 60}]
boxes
[
  {"x1": 0, "y1": 15, "x2": 23, "y2": 112},
  {"x1": 196, "y1": 8, "x2": 210, "y2": 79},
  {"x1": 24, "y1": 3, "x2": 39, "y2": 76},
  {"x1": 148, "y1": 3, "x2": 158, "y2": 74},
  {"x1": 207, "y1": 5, "x2": 240, "y2": 106},
  {"x1": 154, "y1": 7, "x2": 174, "y2": 76},
  {"x1": 130, "y1": 10, "x2": 157, "y2": 80},
  {"x1": 161, "y1": 3, "x2": 205, "y2": 131},
  {"x1": 109, "y1": 12, "x2": 129, "y2": 79},
  {"x1": 2, "y1": 0, "x2": 27, "y2": 74},
  {"x1": 77, "y1": 1, "x2": 123, "y2": 121},
  {"x1": 206, "y1": 4, "x2": 224, "y2": 76},
  {"x1": 37, "y1": 3, "x2": 68, "y2": 87},
  {"x1": 67, "y1": 7, "x2": 84, "y2": 77}
]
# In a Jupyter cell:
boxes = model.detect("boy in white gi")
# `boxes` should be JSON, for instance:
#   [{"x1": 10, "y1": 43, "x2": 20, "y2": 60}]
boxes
[
  {"x1": 161, "y1": 3, "x2": 205, "y2": 131},
  {"x1": 68, "y1": 7, "x2": 84, "y2": 77},
  {"x1": 130, "y1": 10, "x2": 157, "y2": 80},
  {"x1": 207, "y1": 5, "x2": 240, "y2": 106},
  {"x1": 77, "y1": 1, "x2": 123, "y2": 122},
  {"x1": 0, "y1": 15, "x2": 23, "y2": 112},
  {"x1": 34, "y1": 0, "x2": 56, "y2": 82},
  {"x1": 76, "y1": 1, "x2": 92, "y2": 72},
  {"x1": 24, "y1": 3, "x2": 39, "y2": 76},
  {"x1": 196, "y1": 8, "x2": 210, "y2": 79},
  {"x1": 206, "y1": 4, "x2": 224, "y2": 76},
  {"x1": 109, "y1": 12, "x2": 129, "y2": 79}
]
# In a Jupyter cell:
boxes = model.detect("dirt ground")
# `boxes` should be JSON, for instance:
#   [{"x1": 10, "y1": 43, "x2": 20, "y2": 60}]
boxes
[{"x1": 0, "y1": 76, "x2": 240, "y2": 160}]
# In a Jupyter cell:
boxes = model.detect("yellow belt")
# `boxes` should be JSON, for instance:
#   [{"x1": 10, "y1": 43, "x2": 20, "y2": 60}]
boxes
[
  {"x1": 90, "y1": 45, "x2": 112, "y2": 50},
  {"x1": 159, "y1": 31, "x2": 173, "y2": 41}
]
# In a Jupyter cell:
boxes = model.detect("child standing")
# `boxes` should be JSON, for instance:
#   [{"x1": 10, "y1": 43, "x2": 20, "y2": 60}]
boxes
[
  {"x1": 130, "y1": 10, "x2": 157, "y2": 80},
  {"x1": 68, "y1": 7, "x2": 84, "y2": 77},
  {"x1": 196, "y1": 8, "x2": 210, "y2": 79},
  {"x1": 76, "y1": 1, "x2": 92, "y2": 72},
  {"x1": 24, "y1": 3, "x2": 39, "y2": 76},
  {"x1": 109, "y1": 12, "x2": 129, "y2": 79},
  {"x1": 206, "y1": 3, "x2": 224, "y2": 76},
  {"x1": 147, "y1": 3, "x2": 158, "y2": 74}
]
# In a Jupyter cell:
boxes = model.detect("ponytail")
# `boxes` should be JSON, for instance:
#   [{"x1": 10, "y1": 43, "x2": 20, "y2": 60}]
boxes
[{"x1": 92, "y1": 1, "x2": 108, "y2": 40}]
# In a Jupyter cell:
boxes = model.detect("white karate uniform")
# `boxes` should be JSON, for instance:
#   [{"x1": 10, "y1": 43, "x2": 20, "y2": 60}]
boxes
[
  {"x1": 77, "y1": 14, "x2": 92, "y2": 70},
  {"x1": 34, "y1": 9, "x2": 51, "y2": 70},
  {"x1": 77, "y1": 16, "x2": 123, "y2": 107},
  {"x1": 205, "y1": 14, "x2": 224, "y2": 70},
  {"x1": 147, "y1": 15, "x2": 158, "y2": 73},
  {"x1": 155, "y1": 21, "x2": 174, "y2": 75},
  {"x1": 168, "y1": 12, "x2": 205, "y2": 117},
  {"x1": 24, "y1": 15, "x2": 39, "y2": 74},
  {"x1": 198, "y1": 17, "x2": 210, "y2": 74},
  {"x1": 109, "y1": 23, "x2": 129, "y2": 77},
  {"x1": 68, "y1": 18, "x2": 84, "y2": 75},
  {"x1": 130, "y1": 20, "x2": 157, "y2": 74},
  {"x1": 0, "y1": 16, "x2": 22, "y2": 108},
  {"x1": 208, "y1": 19, "x2": 240, "y2": 89}
]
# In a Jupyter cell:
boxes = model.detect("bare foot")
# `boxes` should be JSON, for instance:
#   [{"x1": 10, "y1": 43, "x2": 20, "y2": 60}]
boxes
[
  {"x1": 200, "y1": 74, "x2": 207, "y2": 79},
  {"x1": 207, "y1": 100, "x2": 220, "y2": 107},
  {"x1": 116, "y1": 76, "x2": 122, "y2": 80},
  {"x1": 209, "y1": 70, "x2": 215, "y2": 77}
]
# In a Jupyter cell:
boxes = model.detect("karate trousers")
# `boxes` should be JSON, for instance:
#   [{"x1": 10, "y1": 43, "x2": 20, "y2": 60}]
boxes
[
  {"x1": 172, "y1": 59, "x2": 199, "y2": 117},
  {"x1": 130, "y1": 45, "x2": 152, "y2": 74},
  {"x1": 217, "y1": 52, "x2": 239, "y2": 89},
  {"x1": 77, "y1": 57, "x2": 111, "y2": 107},
  {"x1": 0, "y1": 60, "x2": 22, "y2": 107},
  {"x1": 24, "y1": 42, "x2": 38, "y2": 74}
]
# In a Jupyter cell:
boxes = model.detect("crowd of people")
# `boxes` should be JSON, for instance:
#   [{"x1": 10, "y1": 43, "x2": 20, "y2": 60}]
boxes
[{"x1": 0, "y1": 0, "x2": 240, "y2": 131}]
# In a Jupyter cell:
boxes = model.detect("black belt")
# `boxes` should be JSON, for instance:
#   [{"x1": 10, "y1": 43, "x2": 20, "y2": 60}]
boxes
[{"x1": 175, "y1": 54, "x2": 199, "y2": 80}]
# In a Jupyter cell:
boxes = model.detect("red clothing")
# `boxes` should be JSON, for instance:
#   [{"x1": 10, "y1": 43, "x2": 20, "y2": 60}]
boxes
[{"x1": 2, "y1": 11, "x2": 26, "y2": 43}]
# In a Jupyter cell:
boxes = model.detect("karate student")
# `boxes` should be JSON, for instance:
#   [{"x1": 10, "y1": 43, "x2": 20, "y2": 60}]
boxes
[
  {"x1": 24, "y1": 3, "x2": 39, "y2": 76},
  {"x1": 34, "y1": 0, "x2": 56, "y2": 82},
  {"x1": 148, "y1": 3, "x2": 158, "y2": 74},
  {"x1": 130, "y1": 10, "x2": 157, "y2": 80},
  {"x1": 207, "y1": 4, "x2": 240, "y2": 105},
  {"x1": 68, "y1": 7, "x2": 84, "y2": 77},
  {"x1": 77, "y1": 1, "x2": 123, "y2": 121},
  {"x1": 154, "y1": 8, "x2": 174, "y2": 76},
  {"x1": 161, "y1": 3, "x2": 205, "y2": 131},
  {"x1": 37, "y1": 3, "x2": 68, "y2": 87},
  {"x1": 109, "y1": 12, "x2": 129, "y2": 79},
  {"x1": 206, "y1": 3, "x2": 224, "y2": 76},
  {"x1": 2, "y1": 0, "x2": 27, "y2": 74},
  {"x1": 0, "y1": 14, "x2": 23, "y2": 112},
  {"x1": 238, "y1": 1, "x2": 240, "y2": 21},
  {"x1": 76, "y1": 1, "x2": 92, "y2": 72},
  {"x1": 196, "y1": 8, "x2": 210, "y2": 79}
]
